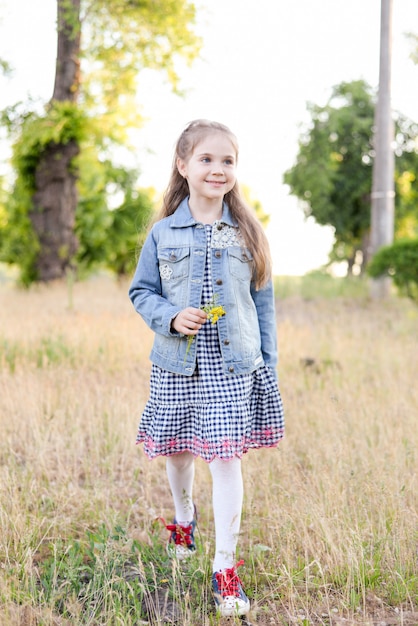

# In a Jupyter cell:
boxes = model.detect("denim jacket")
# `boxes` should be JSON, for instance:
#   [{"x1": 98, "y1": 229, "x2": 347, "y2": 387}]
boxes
[{"x1": 129, "y1": 198, "x2": 278, "y2": 377}]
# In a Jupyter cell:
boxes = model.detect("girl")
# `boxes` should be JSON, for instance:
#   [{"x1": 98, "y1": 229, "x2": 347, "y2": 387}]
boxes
[{"x1": 129, "y1": 119, "x2": 284, "y2": 617}]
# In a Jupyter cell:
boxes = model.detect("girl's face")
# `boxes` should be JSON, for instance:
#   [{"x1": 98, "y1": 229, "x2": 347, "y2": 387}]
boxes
[{"x1": 177, "y1": 132, "x2": 237, "y2": 207}]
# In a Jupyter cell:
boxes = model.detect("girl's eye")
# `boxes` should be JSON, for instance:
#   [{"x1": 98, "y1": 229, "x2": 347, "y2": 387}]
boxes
[
  {"x1": 201, "y1": 157, "x2": 210, "y2": 163},
  {"x1": 224, "y1": 159, "x2": 234, "y2": 165}
]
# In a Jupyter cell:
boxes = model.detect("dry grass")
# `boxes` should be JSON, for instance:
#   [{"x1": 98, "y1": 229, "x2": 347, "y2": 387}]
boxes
[{"x1": 0, "y1": 277, "x2": 417, "y2": 625}]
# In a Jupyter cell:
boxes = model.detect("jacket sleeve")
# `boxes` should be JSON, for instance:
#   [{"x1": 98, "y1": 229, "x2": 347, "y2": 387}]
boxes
[
  {"x1": 128, "y1": 227, "x2": 182, "y2": 337},
  {"x1": 250, "y1": 279, "x2": 278, "y2": 377}
]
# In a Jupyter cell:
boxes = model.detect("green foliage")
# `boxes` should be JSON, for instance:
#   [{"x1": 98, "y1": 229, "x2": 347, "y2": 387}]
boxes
[
  {"x1": 74, "y1": 152, "x2": 155, "y2": 277},
  {"x1": 0, "y1": 102, "x2": 89, "y2": 284},
  {"x1": 74, "y1": 147, "x2": 114, "y2": 273},
  {"x1": 80, "y1": 0, "x2": 201, "y2": 143},
  {"x1": 12, "y1": 101, "x2": 88, "y2": 182},
  {"x1": 0, "y1": 102, "x2": 155, "y2": 283},
  {"x1": 394, "y1": 118, "x2": 418, "y2": 237},
  {"x1": 0, "y1": 0, "x2": 201, "y2": 284},
  {"x1": 0, "y1": 172, "x2": 40, "y2": 286},
  {"x1": 283, "y1": 80, "x2": 418, "y2": 272},
  {"x1": 103, "y1": 187, "x2": 154, "y2": 277},
  {"x1": 83, "y1": 0, "x2": 200, "y2": 91},
  {"x1": 284, "y1": 81, "x2": 375, "y2": 243},
  {"x1": 0, "y1": 58, "x2": 12, "y2": 76},
  {"x1": 367, "y1": 238, "x2": 418, "y2": 300}
]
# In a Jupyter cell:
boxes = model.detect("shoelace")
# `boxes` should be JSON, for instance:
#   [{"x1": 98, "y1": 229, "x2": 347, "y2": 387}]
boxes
[
  {"x1": 158, "y1": 518, "x2": 194, "y2": 547},
  {"x1": 215, "y1": 559, "x2": 245, "y2": 597}
]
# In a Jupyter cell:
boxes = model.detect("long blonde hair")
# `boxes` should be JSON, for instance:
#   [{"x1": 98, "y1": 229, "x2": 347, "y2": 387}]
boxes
[{"x1": 158, "y1": 119, "x2": 272, "y2": 289}]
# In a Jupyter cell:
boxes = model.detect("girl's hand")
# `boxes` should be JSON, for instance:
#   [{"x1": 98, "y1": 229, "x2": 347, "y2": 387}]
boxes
[{"x1": 172, "y1": 307, "x2": 207, "y2": 336}]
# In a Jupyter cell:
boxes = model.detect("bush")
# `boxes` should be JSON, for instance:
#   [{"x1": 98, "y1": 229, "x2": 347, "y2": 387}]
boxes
[{"x1": 367, "y1": 238, "x2": 418, "y2": 300}]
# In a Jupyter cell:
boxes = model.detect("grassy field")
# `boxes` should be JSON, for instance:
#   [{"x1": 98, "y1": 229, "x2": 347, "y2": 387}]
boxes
[{"x1": 0, "y1": 275, "x2": 417, "y2": 625}]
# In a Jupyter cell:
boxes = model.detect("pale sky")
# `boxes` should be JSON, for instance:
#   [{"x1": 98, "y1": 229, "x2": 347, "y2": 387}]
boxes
[{"x1": 0, "y1": 0, "x2": 417, "y2": 274}]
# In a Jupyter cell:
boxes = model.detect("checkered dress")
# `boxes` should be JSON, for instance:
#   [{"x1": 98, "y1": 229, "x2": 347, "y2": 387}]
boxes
[{"x1": 137, "y1": 225, "x2": 285, "y2": 462}]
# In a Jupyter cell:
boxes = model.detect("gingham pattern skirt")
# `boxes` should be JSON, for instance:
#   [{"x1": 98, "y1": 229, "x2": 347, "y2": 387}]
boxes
[{"x1": 136, "y1": 226, "x2": 285, "y2": 462}]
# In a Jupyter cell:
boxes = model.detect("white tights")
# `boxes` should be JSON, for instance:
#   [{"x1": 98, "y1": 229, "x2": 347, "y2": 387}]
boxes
[
  {"x1": 165, "y1": 452, "x2": 243, "y2": 572},
  {"x1": 166, "y1": 452, "x2": 195, "y2": 524}
]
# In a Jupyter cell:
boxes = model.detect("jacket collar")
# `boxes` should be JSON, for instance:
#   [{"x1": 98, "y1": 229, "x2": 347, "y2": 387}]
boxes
[{"x1": 171, "y1": 197, "x2": 238, "y2": 228}]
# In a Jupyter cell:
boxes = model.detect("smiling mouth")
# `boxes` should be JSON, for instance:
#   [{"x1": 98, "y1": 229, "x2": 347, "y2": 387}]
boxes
[{"x1": 206, "y1": 180, "x2": 225, "y2": 185}]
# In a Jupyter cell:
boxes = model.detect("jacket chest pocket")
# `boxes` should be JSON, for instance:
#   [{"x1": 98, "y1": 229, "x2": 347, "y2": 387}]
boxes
[
  {"x1": 227, "y1": 247, "x2": 253, "y2": 281},
  {"x1": 158, "y1": 247, "x2": 191, "y2": 283}
]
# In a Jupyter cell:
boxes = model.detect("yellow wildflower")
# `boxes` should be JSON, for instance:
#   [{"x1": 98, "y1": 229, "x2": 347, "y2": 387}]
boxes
[{"x1": 207, "y1": 306, "x2": 226, "y2": 324}]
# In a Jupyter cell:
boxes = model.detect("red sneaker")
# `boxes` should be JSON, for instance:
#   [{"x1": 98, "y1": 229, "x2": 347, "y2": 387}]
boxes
[{"x1": 212, "y1": 560, "x2": 250, "y2": 616}]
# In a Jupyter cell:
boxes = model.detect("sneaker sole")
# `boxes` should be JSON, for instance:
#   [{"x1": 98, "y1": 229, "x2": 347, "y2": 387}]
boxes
[
  {"x1": 214, "y1": 594, "x2": 250, "y2": 617},
  {"x1": 166, "y1": 543, "x2": 196, "y2": 560}
]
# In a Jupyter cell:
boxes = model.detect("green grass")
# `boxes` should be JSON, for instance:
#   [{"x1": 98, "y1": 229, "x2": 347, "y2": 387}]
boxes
[{"x1": 274, "y1": 270, "x2": 370, "y2": 300}]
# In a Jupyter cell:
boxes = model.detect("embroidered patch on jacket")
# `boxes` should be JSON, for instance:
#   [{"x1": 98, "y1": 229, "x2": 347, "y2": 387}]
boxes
[
  {"x1": 211, "y1": 222, "x2": 244, "y2": 248},
  {"x1": 159, "y1": 263, "x2": 173, "y2": 280}
]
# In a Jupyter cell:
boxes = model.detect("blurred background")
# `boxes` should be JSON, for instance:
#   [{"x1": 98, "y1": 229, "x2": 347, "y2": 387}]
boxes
[{"x1": 0, "y1": 0, "x2": 417, "y2": 282}]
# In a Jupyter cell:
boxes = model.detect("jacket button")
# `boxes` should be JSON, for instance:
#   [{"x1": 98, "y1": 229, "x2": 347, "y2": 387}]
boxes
[
  {"x1": 216, "y1": 279, "x2": 223, "y2": 285},
  {"x1": 228, "y1": 366, "x2": 234, "y2": 373},
  {"x1": 217, "y1": 224, "x2": 223, "y2": 231},
  {"x1": 223, "y1": 339, "x2": 230, "y2": 345},
  {"x1": 215, "y1": 250, "x2": 221, "y2": 258}
]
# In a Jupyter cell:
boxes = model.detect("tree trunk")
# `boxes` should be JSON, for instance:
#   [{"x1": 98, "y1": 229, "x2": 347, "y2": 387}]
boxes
[
  {"x1": 53, "y1": 0, "x2": 81, "y2": 102},
  {"x1": 31, "y1": 0, "x2": 81, "y2": 281},
  {"x1": 361, "y1": 230, "x2": 370, "y2": 270},
  {"x1": 369, "y1": 0, "x2": 395, "y2": 298},
  {"x1": 31, "y1": 140, "x2": 79, "y2": 281},
  {"x1": 347, "y1": 253, "x2": 355, "y2": 276}
]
